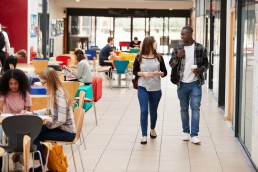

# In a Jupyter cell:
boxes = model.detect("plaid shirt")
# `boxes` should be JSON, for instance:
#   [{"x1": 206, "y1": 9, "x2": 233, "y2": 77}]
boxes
[
  {"x1": 33, "y1": 90, "x2": 76, "y2": 134},
  {"x1": 169, "y1": 42, "x2": 209, "y2": 86}
]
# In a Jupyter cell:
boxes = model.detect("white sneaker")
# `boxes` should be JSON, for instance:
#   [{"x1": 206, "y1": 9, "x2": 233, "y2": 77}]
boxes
[
  {"x1": 14, "y1": 161, "x2": 22, "y2": 171},
  {"x1": 191, "y1": 136, "x2": 201, "y2": 144},
  {"x1": 182, "y1": 133, "x2": 190, "y2": 141}
]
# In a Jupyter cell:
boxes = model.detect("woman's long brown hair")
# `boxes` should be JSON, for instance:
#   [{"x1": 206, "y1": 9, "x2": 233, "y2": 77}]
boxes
[
  {"x1": 38, "y1": 68, "x2": 71, "y2": 110},
  {"x1": 139, "y1": 36, "x2": 160, "y2": 63}
]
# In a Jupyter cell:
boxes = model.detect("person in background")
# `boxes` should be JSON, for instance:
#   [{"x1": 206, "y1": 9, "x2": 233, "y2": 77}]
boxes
[
  {"x1": 65, "y1": 49, "x2": 92, "y2": 85},
  {"x1": 133, "y1": 36, "x2": 167, "y2": 144},
  {"x1": 169, "y1": 26, "x2": 208, "y2": 144},
  {"x1": 0, "y1": 23, "x2": 10, "y2": 74},
  {"x1": 129, "y1": 37, "x2": 141, "y2": 48},
  {"x1": 3, "y1": 49, "x2": 27, "y2": 72},
  {"x1": 99, "y1": 37, "x2": 116, "y2": 78},
  {"x1": 22, "y1": 68, "x2": 76, "y2": 172},
  {"x1": 0, "y1": 69, "x2": 31, "y2": 171}
]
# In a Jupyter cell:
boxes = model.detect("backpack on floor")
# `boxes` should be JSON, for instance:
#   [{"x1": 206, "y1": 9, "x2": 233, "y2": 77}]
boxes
[
  {"x1": 44, "y1": 143, "x2": 68, "y2": 172},
  {"x1": 0, "y1": 31, "x2": 5, "y2": 50}
]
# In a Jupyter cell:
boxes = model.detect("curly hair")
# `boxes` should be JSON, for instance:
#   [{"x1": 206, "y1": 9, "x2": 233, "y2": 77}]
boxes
[{"x1": 0, "y1": 69, "x2": 31, "y2": 100}]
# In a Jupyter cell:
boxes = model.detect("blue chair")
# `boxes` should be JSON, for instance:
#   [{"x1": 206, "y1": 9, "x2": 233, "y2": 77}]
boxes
[
  {"x1": 111, "y1": 60, "x2": 129, "y2": 88},
  {"x1": 90, "y1": 46, "x2": 99, "y2": 50},
  {"x1": 85, "y1": 50, "x2": 96, "y2": 60}
]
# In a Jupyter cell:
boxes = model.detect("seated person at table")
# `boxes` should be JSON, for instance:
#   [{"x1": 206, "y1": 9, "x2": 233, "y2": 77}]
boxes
[
  {"x1": 129, "y1": 37, "x2": 141, "y2": 48},
  {"x1": 65, "y1": 49, "x2": 92, "y2": 85},
  {"x1": 0, "y1": 69, "x2": 31, "y2": 171},
  {"x1": 3, "y1": 49, "x2": 27, "y2": 72},
  {"x1": 99, "y1": 37, "x2": 116, "y2": 78},
  {"x1": 23, "y1": 68, "x2": 76, "y2": 172}
]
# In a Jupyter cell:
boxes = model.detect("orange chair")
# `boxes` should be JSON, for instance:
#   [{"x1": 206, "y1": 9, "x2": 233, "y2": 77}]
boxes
[{"x1": 56, "y1": 55, "x2": 71, "y2": 68}]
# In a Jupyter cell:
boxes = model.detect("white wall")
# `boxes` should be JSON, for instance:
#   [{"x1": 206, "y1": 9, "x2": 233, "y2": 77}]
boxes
[
  {"x1": 49, "y1": 0, "x2": 65, "y2": 56},
  {"x1": 27, "y1": 0, "x2": 39, "y2": 62}
]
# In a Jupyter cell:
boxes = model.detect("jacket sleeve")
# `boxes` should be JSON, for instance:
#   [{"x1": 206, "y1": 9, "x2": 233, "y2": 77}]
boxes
[
  {"x1": 200, "y1": 47, "x2": 209, "y2": 73},
  {"x1": 133, "y1": 56, "x2": 140, "y2": 76},
  {"x1": 169, "y1": 45, "x2": 180, "y2": 68},
  {"x1": 159, "y1": 56, "x2": 167, "y2": 77}
]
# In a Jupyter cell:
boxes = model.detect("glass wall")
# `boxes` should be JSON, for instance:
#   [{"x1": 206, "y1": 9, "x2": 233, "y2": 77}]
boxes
[
  {"x1": 96, "y1": 17, "x2": 113, "y2": 49},
  {"x1": 67, "y1": 16, "x2": 188, "y2": 54},
  {"x1": 114, "y1": 17, "x2": 131, "y2": 51},
  {"x1": 239, "y1": 3, "x2": 255, "y2": 154}
]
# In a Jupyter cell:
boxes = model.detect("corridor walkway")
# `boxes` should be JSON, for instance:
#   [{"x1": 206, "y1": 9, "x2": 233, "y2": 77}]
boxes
[{"x1": 63, "y1": 55, "x2": 256, "y2": 172}]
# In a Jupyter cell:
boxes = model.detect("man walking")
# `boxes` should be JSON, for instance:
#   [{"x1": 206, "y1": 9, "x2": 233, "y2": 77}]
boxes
[
  {"x1": 0, "y1": 23, "x2": 10, "y2": 74},
  {"x1": 169, "y1": 26, "x2": 208, "y2": 144}
]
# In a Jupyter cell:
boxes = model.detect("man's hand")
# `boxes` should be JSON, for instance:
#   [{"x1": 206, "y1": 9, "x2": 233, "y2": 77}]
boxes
[
  {"x1": 177, "y1": 49, "x2": 185, "y2": 58},
  {"x1": 192, "y1": 68, "x2": 201, "y2": 75}
]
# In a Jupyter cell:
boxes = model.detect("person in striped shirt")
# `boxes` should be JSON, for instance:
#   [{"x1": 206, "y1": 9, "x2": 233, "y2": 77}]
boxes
[{"x1": 28, "y1": 68, "x2": 76, "y2": 171}]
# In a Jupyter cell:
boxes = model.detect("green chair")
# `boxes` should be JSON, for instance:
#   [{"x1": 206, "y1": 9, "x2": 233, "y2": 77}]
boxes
[
  {"x1": 129, "y1": 49, "x2": 140, "y2": 53},
  {"x1": 75, "y1": 85, "x2": 93, "y2": 111}
]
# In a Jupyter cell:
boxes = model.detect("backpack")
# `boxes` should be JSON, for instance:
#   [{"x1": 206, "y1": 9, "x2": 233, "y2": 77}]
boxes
[
  {"x1": 0, "y1": 31, "x2": 5, "y2": 50},
  {"x1": 44, "y1": 143, "x2": 68, "y2": 172}
]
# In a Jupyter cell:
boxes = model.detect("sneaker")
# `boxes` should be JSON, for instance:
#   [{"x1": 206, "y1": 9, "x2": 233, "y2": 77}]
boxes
[
  {"x1": 191, "y1": 136, "x2": 201, "y2": 144},
  {"x1": 14, "y1": 161, "x2": 22, "y2": 171},
  {"x1": 182, "y1": 133, "x2": 190, "y2": 141}
]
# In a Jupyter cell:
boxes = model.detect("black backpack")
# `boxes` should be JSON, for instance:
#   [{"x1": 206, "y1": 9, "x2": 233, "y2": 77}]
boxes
[{"x1": 0, "y1": 31, "x2": 5, "y2": 50}]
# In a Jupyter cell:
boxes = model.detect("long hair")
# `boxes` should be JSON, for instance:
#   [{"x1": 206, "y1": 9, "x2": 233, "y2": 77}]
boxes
[
  {"x1": 74, "y1": 49, "x2": 85, "y2": 62},
  {"x1": 38, "y1": 68, "x2": 71, "y2": 110},
  {"x1": 0, "y1": 69, "x2": 31, "y2": 100},
  {"x1": 139, "y1": 36, "x2": 160, "y2": 63}
]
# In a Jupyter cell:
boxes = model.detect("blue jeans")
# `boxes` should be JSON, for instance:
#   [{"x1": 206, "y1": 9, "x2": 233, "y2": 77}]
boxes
[
  {"x1": 138, "y1": 86, "x2": 162, "y2": 136},
  {"x1": 34, "y1": 125, "x2": 76, "y2": 165},
  {"x1": 177, "y1": 80, "x2": 202, "y2": 137}
]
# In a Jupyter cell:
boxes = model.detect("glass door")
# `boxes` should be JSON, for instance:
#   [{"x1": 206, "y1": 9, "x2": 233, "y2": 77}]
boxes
[
  {"x1": 150, "y1": 17, "x2": 164, "y2": 53},
  {"x1": 132, "y1": 18, "x2": 145, "y2": 45},
  {"x1": 96, "y1": 17, "x2": 113, "y2": 49},
  {"x1": 114, "y1": 17, "x2": 131, "y2": 50},
  {"x1": 239, "y1": 4, "x2": 255, "y2": 154}
]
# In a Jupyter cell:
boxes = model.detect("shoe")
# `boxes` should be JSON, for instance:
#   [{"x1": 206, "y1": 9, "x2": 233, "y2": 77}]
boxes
[
  {"x1": 29, "y1": 166, "x2": 43, "y2": 172},
  {"x1": 182, "y1": 133, "x2": 190, "y2": 141},
  {"x1": 150, "y1": 132, "x2": 157, "y2": 139},
  {"x1": 191, "y1": 136, "x2": 201, "y2": 144},
  {"x1": 14, "y1": 162, "x2": 22, "y2": 171},
  {"x1": 140, "y1": 136, "x2": 147, "y2": 144}
]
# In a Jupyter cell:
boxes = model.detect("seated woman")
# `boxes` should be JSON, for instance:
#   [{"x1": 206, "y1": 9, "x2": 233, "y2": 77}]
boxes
[
  {"x1": 0, "y1": 69, "x2": 32, "y2": 171},
  {"x1": 65, "y1": 49, "x2": 92, "y2": 85},
  {"x1": 24, "y1": 68, "x2": 76, "y2": 172}
]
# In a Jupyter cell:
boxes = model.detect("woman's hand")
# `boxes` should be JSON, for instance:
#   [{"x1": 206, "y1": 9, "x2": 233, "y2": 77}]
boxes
[{"x1": 143, "y1": 72, "x2": 154, "y2": 79}]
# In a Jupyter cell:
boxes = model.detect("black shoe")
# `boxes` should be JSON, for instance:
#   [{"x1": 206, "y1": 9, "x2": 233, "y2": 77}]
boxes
[
  {"x1": 140, "y1": 137, "x2": 147, "y2": 144},
  {"x1": 29, "y1": 166, "x2": 43, "y2": 172},
  {"x1": 150, "y1": 132, "x2": 157, "y2": 139}
]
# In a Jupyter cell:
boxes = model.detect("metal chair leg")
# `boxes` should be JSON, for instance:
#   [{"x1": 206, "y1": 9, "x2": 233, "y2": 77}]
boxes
[
  {"x1": 76, "y1": 144, "x2": 85, "y2": 172},
  {"x1": 93, "y1": 102, "x2": 98, "y2": 126}
]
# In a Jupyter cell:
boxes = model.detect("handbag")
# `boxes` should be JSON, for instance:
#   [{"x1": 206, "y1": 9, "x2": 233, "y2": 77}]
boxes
[
  {"x1": 44, "y1": 143, "x2": 68, "y2": 172},
  {"x1": 132, "y1": 76, "x2": 138, "y2": 89}
]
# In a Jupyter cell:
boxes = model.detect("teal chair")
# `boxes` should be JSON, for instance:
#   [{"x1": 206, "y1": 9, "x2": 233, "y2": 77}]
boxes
[
  {"x1": 75, "y1": 85, "x2": 93, "y2": 111},
  {"x1": 129, "y1": 49, "x2": 140, "y2": 53},
  {"x1": 111, "y1": 60, "x2": 129, "y2": 88}
]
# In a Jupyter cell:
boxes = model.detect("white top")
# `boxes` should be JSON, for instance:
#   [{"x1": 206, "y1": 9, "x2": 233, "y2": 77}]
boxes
[
  {"x1": 182, "y1": 43, "x2": 198, "y2": 83},
  {"x1": 76, "y1": 60, "x2": 92, "y2": 83},
  {"x1": 0, "y1": 30, "x2": 10, "y2": 53}
]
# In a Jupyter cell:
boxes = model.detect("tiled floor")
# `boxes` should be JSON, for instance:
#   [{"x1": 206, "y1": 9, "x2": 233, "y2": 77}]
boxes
[{"x1": 18, "y1": 56, "x2": 256, "y2": 172}]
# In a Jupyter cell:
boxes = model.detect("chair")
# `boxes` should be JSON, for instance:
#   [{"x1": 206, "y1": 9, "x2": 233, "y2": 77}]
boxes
[
  {"x1": 129, "y1": 48, "x2": 140, "y2": 54},
  {"x1": 30, "y1": 95, "x2": 49, "y2": 111},
  {"x1": 44, "y1": 107, "x2": 85, "y2": 172},
  {"x1": 62, "y1": 81, "x2": 81, "y2": 104},
  {"x1": 56, "y1": 55, "x2": 71, "y2": 68},
  {"x1": 119, "y1": 41, "x2": 130, "y2": 51},
  {"x1": 2, "y1": 115, "x2": 44, "y2": 172},
  {"x1": 32, "y1": 60, "x2": 49, "y2": 74},
  {"x1": 23, "y1": 135, "x2": 31, "y2": 172},
  {"x1": 111, "y1": 60, "x2": 129, "y2": 88},
  {"x1": 85, "y1": 49, "x2": 96, "y2": 60}
]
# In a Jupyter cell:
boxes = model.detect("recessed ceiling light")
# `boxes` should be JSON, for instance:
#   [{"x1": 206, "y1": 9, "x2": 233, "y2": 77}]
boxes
[
  {"x1": 76, "y1": 0, "x2": 80, "y2": 2},
  {"x1": 169, "y1": 8, "x2": 173, "y2": 10}
]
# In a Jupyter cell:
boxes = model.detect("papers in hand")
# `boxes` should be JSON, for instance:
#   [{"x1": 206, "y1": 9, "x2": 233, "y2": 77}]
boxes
[{"x1": 0, "y1": 114, "x2": 14, "y2": 117}]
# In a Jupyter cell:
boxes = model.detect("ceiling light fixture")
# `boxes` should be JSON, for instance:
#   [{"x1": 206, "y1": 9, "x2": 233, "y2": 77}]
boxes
[{"x1": 76, "y1": 0, "x2": 80, "y2": 2}]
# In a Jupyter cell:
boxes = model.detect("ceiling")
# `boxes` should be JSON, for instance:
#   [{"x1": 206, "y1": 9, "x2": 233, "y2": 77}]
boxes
[{"x1": 53, "y1": 0, "x2": 193, "y2": 10}]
